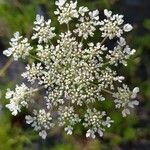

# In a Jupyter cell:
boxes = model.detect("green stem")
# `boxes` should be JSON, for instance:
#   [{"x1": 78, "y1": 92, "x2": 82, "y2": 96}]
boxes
[
  {"x1": 0, "y1": 58, "x2": 13, "y2": 77},
  {"x1": 29, "y1": 54, "x2": 42, "y2": 62},
  {"x1": 67, "y1": 23, "x2": 70, "y2": 31},
  {"x1": 100, "y1": 36, "x2": 107, "y2": 45},
  {"x1": 102, "y1": 62, "x2": 110, "y2": 66},
  {"x1": 26, "y1": 86, "x2": 45, "y2": 95},
  {"x1": 102, "y1": 89, "x2": 113, "y2": 95}
]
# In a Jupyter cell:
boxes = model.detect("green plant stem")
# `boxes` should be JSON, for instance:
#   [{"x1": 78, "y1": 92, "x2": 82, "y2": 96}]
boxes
[
  {"x1": 29, "y1": 54, "x2": 42, "y2": 62},
  {"x1": 0, "y1": 58, "x2": 13, "y2": 77},
  {"x1": 102, "y1": 89, "x2": 113, "y2": 95},
  {"x1": 26, "y1": 85, "x2": 45, "y2": 95},
  {"x1": 100, "y1": 36, "x2": 107, "y2": 45},
  {"x1": 67, "y1": 23, "x2": 70, "y2": 31}
]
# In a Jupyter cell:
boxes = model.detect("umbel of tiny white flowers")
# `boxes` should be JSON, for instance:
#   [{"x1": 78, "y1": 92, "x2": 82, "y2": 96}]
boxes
[
  {"x1": 3, "y1": 32, "x2": 33, "y2": 61},
  {"x1": 113, "y1": 85, "x2": 139, "y2": 117},
  {"x1": 31, "y1": 15, "x2": 56, "y2": 43},
  {"x1": 3, "y1": 0, "x2": 139, "y2": 139},
  {"x1": 100, "y1": 9, "x2": 133, "y2": 39}
]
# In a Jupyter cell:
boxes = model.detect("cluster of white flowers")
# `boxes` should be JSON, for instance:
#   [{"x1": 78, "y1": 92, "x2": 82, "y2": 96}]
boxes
[
  {"x1": 32, "y1": 15, "x2": 56, "y2": 43},
  {"x1": 83, "y1": 109, "x2": 114, "y2": 138},
  {"x1": 25, "y1": 109, "x2": 54, "y2": 139},
  {"x1": 113, "y1": 84, "x2": 139, "y2": 117},
  {"x1": 74, "y1": 9, "x2": 99, "y2": 39},
  {"x1": 55, "y1": 0, "x2": 78, "y2": 24},
  {"x1": 4, "y1": 0, "x2": 139, "y2": 139},
  {"x1": 5, "y1": 83, "x2": 31, "y2": 116},
  {"x1": 3, "y1": 32, "x2": 33, "y2": 60},
  {"x1": 22, "y1": 63, "x2": 43, "y2": 84},
  {"x1": 98, "y1": 67, "x2": 124, "y2": 90},
  {"x1": 100, "y1": 9, "x2": 133, "y2": 39},
  {"x1": 58, "y1": 106, "x2": 81, "y2": 135},
  {"x1": 36, "y1": 45, "x2": 52, "y2": 64},
  {"x1": 106, "y1": 37, "x2": 136, "y2": 66}
]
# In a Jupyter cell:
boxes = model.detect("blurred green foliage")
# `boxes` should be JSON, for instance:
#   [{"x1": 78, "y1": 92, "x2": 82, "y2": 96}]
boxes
[{"x1": 0, "y1": 0, "x2": 149, "y2": 150}]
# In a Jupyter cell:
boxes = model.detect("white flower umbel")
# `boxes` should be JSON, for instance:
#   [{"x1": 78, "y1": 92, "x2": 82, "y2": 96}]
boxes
[
  {"x1": 32, "y1": 15, "x2": 56, "y2": 43},
  {"x1": 3, "y1": 32, "x2": 33, "y2": 60},
  {"x1": 58, "y1": 106, "x2": 81, "y2": 135},
  {"x1": 83, "y1": 109, "x2": 113, "y2": 138},
  {"x1": 4, "y1": 0, "x2": 139, "y2": 139},
  {"x1": 100, "y1": 9, "x2": 133, "y2": 39},
  {"x1": 5, "y1": 83, "x2": 31, "y2": 116},
  {"x1": 55, "y1": 0, "x2": 78, "y2": 24},
  {"x1": 36, "y1": 44, "x2": 54, "y2": 64},
  {"x1": 113, "y1": 84, "x2": 139, "y2": 117},
  {"x1": 22, "y1": 63, "x2": 43, "y2": 84},
  {"x1": 106, "y1": 37, "x2": 136, "y2": 66},
  {"x1": 25, "y1": 109, "x2": 54, "y2": 139},
  {"x1": 99, "y1": 67, "x2": 120, "y2": 90},
  {"x1": 74, "y1": 9, "x2": 99, "y2": 39}
]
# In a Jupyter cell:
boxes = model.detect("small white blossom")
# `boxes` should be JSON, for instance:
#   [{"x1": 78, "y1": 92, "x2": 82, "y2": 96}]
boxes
[
  {"x1": 123, "y1": 24, "x2": 133, "y2": 32},
  {"x1": 65, "y1": 126, "x2": 73, "y2": 135},
  {"x1": 78, "y1": 6, "x2": 89, "y2": 16},
  {"x1": 32, "y1": 15, "x2": 56, "y2": 43},
  {"x1": 55, "y1": 0, "x2": 66, "y2": 7},
  {"x1": 89, "y1": 10, "x2": 99, "y2": 21},
  {"x1": 3, "y1": 32, "x2": 32, "y2": 60},
  {"x1": 45, "y1": 87, "x2": 64, "y2": 107},
  {"x1": 117, "y1": 37, "x2": 126, "y2": 46},
  {"x1": 104, "y1": 9, "x2": 112, "y2": 18},
  {"x1": 39, "y1": 130, "x2": 47, "y2": 139},
  {"x1": 131, "y1": 87, "x2": 140, "y2": 99},
  {"x1": 86, "y1": 129, "x2": 96, "y2": 138},
  {"x1": 74, "y1": 18, "x2": 96, "y2": 39}
]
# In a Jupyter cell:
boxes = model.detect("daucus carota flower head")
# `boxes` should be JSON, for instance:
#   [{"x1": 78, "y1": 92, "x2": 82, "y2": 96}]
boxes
[{"x1": 4, "y1": 0, "x2": 139, "y2": 139}]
